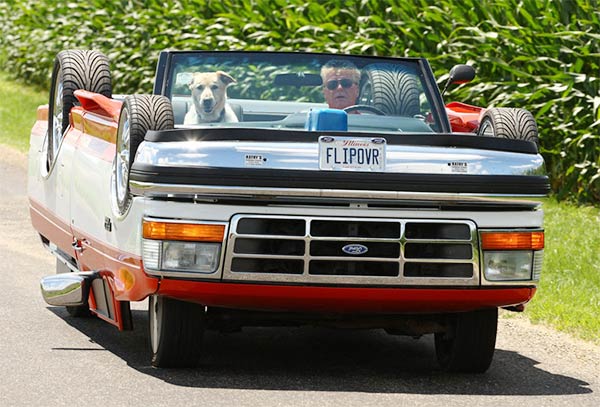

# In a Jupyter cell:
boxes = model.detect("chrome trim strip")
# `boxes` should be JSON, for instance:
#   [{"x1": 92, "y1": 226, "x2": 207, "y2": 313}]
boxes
[{"x1": 130, "y1": 181, "x2": 544, "y2": 208}]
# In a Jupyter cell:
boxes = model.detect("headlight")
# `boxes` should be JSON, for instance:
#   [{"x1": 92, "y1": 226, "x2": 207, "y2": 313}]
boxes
[
  {"x1": 480, "y1": 230, "x2": 544, "y2": 283},
  {"x1": 483, "y1": 251, "x2": 532, "y2": 281},
  {"x1": 142, "y1": 219, "x2": 226, "y2": 276},
  {"x1": 163, "y1": 241, "x2": 220, "y2": 272}
]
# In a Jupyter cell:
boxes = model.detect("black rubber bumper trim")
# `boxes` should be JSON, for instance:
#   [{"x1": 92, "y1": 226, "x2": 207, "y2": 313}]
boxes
[
  {"x1": 145, "y1": 128, "x2": 539, "y2": 154},
  {"x1": 130, "y1": 165, "x2": 550, "y2": 195}
]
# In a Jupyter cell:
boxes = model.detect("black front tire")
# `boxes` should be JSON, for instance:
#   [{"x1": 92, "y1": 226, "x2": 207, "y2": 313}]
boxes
[
  {"x1": 477, "y1": 108, "x2": 539, "y2": 146},
  {"x1": 149, "y1": 295, "x2": 206, "y2": 368},
  {"x1": 434, "y1": 308, "x2": 498, "y2": 373},
  {"x1": 47, "y1": 50, "x2": 112, "y2": 165},
  {"x1": 114, "y1": 95, "x2": 174, "y2": 214}
]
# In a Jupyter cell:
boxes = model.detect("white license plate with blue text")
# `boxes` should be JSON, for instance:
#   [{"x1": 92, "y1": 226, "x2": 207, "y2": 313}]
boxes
[{"x1": 319, "y1": 136, "x2": 386, "y2": 171}]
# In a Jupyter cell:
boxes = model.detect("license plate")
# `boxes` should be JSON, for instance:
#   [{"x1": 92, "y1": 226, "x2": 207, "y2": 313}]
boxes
[{"x1": 319, "y1": 136, "x2": 386, "y2": 171}]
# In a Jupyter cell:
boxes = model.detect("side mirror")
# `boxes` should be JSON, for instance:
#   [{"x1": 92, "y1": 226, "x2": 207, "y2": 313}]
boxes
[{"x1": 442, "y1": 64, "x2": 476, "y2": 97}]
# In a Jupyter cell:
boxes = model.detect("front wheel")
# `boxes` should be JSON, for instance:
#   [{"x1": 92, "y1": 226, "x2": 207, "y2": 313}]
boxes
[
  {"x1": 434, "y1": 308, "x2": 498, "y2": 373},
  {"x1": 148, "y1": 295, "x2": 206, "y2": 368}
]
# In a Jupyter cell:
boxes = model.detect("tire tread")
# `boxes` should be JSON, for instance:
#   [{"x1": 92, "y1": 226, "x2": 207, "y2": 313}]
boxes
[
  {"x1": 479, "y1": 107, "x2": 539, "y2": 146},
  {"x1": 151, "y1": 297, "x2": 205, "y2": 368}
]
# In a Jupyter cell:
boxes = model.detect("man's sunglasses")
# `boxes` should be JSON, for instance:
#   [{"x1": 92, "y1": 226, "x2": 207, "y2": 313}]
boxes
[{"x1": 325, "y1": 78, "x2": 356, "y2": 90}]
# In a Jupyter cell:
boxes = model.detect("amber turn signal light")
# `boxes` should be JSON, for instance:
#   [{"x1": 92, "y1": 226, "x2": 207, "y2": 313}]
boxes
[
  {"x1": 143, "y1": 221, "x2": 225, "y2": 242},
  {"x1": 480, "y1": 231, "x2": 544, "y2": 250}
]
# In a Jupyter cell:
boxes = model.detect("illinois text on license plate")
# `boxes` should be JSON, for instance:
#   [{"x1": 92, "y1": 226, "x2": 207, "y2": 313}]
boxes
[{"x1": 319, "y1": 136, "x2": 386, "y2": 171}]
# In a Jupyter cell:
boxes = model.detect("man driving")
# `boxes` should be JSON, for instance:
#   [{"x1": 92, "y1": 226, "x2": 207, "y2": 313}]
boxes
[{"x1": 320, "y1": 59, "x2": 360, "y2": 110}]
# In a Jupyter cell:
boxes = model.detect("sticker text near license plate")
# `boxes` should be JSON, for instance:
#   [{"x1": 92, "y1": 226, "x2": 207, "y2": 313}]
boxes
[{"x1": 319, "y1": 136, "x2": 386, "y2": 171}]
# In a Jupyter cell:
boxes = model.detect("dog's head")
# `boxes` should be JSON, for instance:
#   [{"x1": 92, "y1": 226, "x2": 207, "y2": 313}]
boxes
[{"x1": 188, "y1": 71, "x2": 236, "y2": 121}]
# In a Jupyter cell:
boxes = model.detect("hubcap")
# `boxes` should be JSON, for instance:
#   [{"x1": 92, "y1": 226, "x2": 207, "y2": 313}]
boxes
[
  {"x1": 479, "y1": 119, "x2": 495, "y2": 137},
  {"x1": 116, "y1": 109, "x2": 131, "y2": 206},
  {"x1": 149, "y1": 295, "x2": 162, "y2": 354},
  {"x1": 51, "y1": 70, "x2": 64, "y2": 158},
  {"x1": 359, "y1": 82, "x2": 373, "y2": 105}
]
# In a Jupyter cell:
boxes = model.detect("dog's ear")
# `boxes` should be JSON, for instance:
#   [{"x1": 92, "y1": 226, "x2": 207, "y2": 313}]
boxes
[
  {"x1": 188, "y1": 73, "x2": 200, "y2": 90},
  {"x1": 217, "y1": 71, "x2": 236, "y2": 86},
  {"x1": 188, "y1": 74, "x2": 197, "y2": 90}
]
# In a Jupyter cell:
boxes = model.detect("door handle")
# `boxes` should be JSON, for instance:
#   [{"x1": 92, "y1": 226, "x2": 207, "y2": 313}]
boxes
[{"x1": 72, "y1": 238, "x2": 89, "y2": 253}]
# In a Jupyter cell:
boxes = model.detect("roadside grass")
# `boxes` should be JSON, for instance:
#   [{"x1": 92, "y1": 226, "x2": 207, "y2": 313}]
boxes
[
  {"x1": 0, "y1": 72, "x2": 47, "y2": 152},
  {"x1": 523, "y1": 198, "x2": 600, "y2": 344},
  {"x1": 0, "y1": 72, "x2": 598, "y2": 344}
]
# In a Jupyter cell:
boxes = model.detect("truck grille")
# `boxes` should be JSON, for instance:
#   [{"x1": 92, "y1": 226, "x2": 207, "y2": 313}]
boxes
[{"x1": 223, "y1": 215, "x2": 479, "y2": 286}]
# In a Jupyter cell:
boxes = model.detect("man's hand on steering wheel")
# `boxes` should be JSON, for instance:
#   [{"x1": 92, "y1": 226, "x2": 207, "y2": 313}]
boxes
[{"x1": 343, "y1": 105, "x2": 386, "y2": 115}]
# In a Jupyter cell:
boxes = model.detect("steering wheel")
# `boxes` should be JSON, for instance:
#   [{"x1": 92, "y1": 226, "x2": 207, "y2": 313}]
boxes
[{"x1": 343, "y1": 104, "x2": 386, "y2": 115}]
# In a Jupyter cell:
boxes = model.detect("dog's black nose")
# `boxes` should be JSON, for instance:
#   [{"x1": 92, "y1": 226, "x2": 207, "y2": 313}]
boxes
[{"x1": 203, "y1": 99, "x2": 213, "y2": 109}]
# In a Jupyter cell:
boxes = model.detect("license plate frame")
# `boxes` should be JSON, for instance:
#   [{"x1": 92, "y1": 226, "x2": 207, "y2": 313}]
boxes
[{"x1": 318, "y1": 136, "x2": 386, "y2": 172}]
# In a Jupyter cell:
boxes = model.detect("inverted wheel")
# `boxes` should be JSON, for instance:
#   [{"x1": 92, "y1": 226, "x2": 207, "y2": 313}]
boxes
[
  {"x1": 477, "y1": 107, "x2": 539, "y2": 146},
  {"x1": 359, "y1": 63, "x2": 420, "y2": 117},
  {"x1": 113, "y1": 94, "x2": 174, "y2": 215},
  {"x1": 47, "y1": 50, "x2": 111, "y2": 166}
]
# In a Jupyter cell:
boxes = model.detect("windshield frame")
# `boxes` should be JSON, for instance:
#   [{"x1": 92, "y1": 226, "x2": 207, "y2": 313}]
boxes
[{"x1": 153, "y1": 50, "x2": 451, "y2": 133}]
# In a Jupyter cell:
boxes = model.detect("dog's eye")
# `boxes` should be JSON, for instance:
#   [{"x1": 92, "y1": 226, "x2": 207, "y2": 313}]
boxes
[
  {"x1": 196, "y1": 85, "x2": 205, "y2": 90},
  {"x1": 211, "y1": 85, "x2": 219, "y2": 90}
]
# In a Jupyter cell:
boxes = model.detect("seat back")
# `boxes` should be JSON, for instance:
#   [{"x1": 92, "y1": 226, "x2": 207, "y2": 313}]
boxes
[{"x1": 172, "y1": 99, "x2": 243, "y2": 124}]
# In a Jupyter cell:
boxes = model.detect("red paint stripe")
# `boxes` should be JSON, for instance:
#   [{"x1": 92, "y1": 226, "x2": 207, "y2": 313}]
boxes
[
  {"x1": 29, "y1": 198, "x2": 75, "y2": 258},
  {"x1": 70, "y1": 224, "x2": 157, "y2": 302},
  {"x1": 30, "y1": 197, "x2": 157, "y2": 302}
]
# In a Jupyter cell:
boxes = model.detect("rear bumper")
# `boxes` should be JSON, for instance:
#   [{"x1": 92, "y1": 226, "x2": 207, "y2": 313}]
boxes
[{"x1": 158, "y1": 280, "x2": 536, "y2": 314}]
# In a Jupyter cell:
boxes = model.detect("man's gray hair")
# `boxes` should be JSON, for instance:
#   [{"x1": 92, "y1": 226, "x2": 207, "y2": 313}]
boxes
[{"x1": 320, "y1": 59, "x2": 361, "y2": 83}]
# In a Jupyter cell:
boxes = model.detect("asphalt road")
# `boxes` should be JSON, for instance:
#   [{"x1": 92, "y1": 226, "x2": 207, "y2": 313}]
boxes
[{"x1": 1, "y1": 144, "x2": 599, "y2": 406}]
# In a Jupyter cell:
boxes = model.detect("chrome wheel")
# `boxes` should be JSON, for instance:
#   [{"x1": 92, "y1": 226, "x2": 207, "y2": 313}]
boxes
[
  {"x1": 115, "y1": 108, "x2": 130, "y2": 209},
  {"x1": 51, "y1": 70, "x2": 64, "y2": 156},
  {"x1": 359, "y1": 81, "x2": 373, "y2": 105},
  {"x1": 149, "y1": 295, "x2": 162, "y2": 355},
  {"x1": 478, "y1": 118, "x2": 495, "y2": 137}
]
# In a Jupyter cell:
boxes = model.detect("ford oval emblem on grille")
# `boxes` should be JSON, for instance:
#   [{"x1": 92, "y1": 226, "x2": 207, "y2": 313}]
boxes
[{"x1": 342, "y1": 244, "x2": 369, "y2": 255}]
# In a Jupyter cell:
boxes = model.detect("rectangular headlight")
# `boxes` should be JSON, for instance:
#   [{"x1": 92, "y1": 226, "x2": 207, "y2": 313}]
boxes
[
  {"x1": 483, "y1": 250, "x2": 533, "y2": 281},
  {"x1": 162, "y1": 241, "x2": 221, "y2": 273}
]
